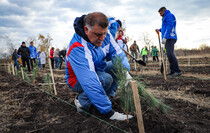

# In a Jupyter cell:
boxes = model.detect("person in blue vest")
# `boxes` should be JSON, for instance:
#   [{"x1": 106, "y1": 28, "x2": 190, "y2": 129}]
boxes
[
  {"x1": 29, "y1": 41, "x2": 37, "y2": 69},
  {"x1": 156, "y1": 7, "x2": 181, "y2": 77},
  {"x1": 65, "y1": 12, "x2": 133, "y2": 121}
]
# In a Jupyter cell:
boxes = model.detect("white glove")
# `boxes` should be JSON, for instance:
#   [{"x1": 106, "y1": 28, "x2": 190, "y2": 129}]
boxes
[
  {"x1": 125, "y1": 71, "x2": 133, "y2": 87},
  {"x1": 31, "y1": 57, "x2": 33, "y2": 59},
  {"x1": 110, "y1": 112, "x2": 133, "y2": 121},
  {"x1": 162, "y1": 38, "x2": 167, "y2": 44}
]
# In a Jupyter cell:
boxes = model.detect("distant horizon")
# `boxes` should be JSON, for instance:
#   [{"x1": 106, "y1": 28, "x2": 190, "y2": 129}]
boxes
[{"x1": 0, "y1": 0, "x2": 210, "y2": 53}]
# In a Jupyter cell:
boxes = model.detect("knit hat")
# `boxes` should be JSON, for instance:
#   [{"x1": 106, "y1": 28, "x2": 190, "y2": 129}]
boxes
[{"x1": 116, "y1": 20, "x2": 122, "y2": 27}]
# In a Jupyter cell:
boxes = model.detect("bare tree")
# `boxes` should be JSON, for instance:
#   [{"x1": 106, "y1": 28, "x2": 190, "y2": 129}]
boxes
[
  {"x1": 0, "y1": 35, "x2": 15, "y2": 58},
  {"x1": 139, "y1": 32, "x2": 153, "y2": 52},
  {"x1": 37, "y1": 34, "x2": 53, "y2": 56},
  {"x1": 199, "y1": 43, "x2": 209, "y2": 54}
]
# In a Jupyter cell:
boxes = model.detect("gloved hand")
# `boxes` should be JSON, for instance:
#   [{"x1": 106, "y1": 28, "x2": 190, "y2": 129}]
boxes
[
  {"x1": 125, "y1": 71, "x2": 132, "y2": 87},
  {"x1": 110, "y1": 111, "x2": 133, "y2": 121},
  {"x1": 31, "y1": 57, "x2": 33, "y2": 59},
  {"x1": 162, "y1": 38, "x2": 167, "y2": 44}
]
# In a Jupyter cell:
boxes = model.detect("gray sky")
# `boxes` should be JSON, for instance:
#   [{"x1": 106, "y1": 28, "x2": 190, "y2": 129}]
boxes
[{"x1": 0, "y1": 0, "x2": 210, "y2": 52}]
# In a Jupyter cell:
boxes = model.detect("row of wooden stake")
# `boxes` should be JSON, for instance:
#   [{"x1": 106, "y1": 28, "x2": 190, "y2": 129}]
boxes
[
  {"x1": 3, "y1": 59, "x2": 58, "y2": 96},
  {"x1": 2, "y1": 60, "x2": 145, "y2": 133}
]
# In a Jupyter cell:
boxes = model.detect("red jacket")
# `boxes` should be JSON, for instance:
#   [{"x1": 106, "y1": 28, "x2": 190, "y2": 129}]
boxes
[{"x1": 50, "y1": 49, "x2": 54, "y2": 58}]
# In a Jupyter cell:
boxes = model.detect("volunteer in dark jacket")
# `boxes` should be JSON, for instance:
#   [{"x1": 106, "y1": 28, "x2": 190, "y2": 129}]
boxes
[
  {"x1": 59, "y1": 49, "x2": 66, "y2": 69},
  {"x1": 12, "y1": 49, "x2": 19, "y2": 70},
  {"x1": 18, "y1": 41, "x2": 31, "y2": 72}
]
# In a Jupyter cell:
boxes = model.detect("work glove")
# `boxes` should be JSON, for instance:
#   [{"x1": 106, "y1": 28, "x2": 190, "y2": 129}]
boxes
[
  {"x1": 125, "y1": 71, "x2": 133, "y2": 87},
  {"x1": 110, "y1": 111, "x2": 133, "y2": 121},
  {"x1": 162, "y1": 38, "x2": 167, "y2": 44}
]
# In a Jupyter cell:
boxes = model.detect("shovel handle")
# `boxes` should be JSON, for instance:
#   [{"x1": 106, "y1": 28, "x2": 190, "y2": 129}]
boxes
[{"x1": 155, "y1": 29, "x2": 160, "y2": 38}]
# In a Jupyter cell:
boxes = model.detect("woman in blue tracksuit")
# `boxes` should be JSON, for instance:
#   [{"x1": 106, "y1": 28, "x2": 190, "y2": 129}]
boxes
[
  {"x1": 157, "y1": 7, "x2": 181, "y2": 77},
  {"x1": 65, "y1": 12, "x2": 132, "y2": 121}
]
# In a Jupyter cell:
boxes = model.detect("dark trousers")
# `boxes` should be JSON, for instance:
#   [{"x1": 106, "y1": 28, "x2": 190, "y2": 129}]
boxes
[
  {"x1": 22, "y1": 57, "x2": 31, "y2": 72},
  {"x1": 50, "y1": 58, "x2": 54, "y2": 69},
  {"x1": 30, "y1": 58, "x2": 36, "y2": 69},
  {"x1": 153, "y1": 56, "x2": 156, "y2": 61},
  {"x1": 165, "y1": 39, "x2": 181, "y2": 73},
  {"x1": 59, "y1": 57, "x2": 63, "y2": 69},
  {"x1": 155, "y1": 56, "x2": 159, "y2": 62}
]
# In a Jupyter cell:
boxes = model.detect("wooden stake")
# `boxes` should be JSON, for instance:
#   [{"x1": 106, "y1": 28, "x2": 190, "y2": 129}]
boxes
[
  {"x1": 162, "y1": 48, "x2": 167, "y2": 80},
  {"x1": 11, "y1": 62, "x2": 15, "y2": 75},
  {"x1": 8, "y1": 63, "x2": 11, "y2": 74},
  {"x1": 130, "y1": 81, "x2": 145, "y2": 133},
  {"x1": 48, "y1": 58, "x2": 57, "y2": 95},
  {"x1": 134, "y1": 61, "x2": 137, "y2": 71},
  {"x1": 21, "y1": 67, "x2": 24, "y2": 79},
  {"x1": 37, "y1": 83, "x2": 66, "y2": 85},
  {"x1": 4, "y1": 63, "x2": 6, "y2": 72},
  {"x1": 188, "y1": 58, "x2": 191, "y2": 66}
]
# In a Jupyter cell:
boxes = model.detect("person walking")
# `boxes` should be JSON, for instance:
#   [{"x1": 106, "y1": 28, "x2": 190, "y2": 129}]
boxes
[
  {"x1": 154, "y1": 46, "x2": 159, "y2": 62},
  {"x1": 130, "y1": 41, "x2": 140, "y2": 59},
  {"x1": 28, "y1": 41, "x2": 37, "y2": 69},
  {"x1": 18, "y1": 41, "x2": 31, "y2": 72},
  {"x1": 65, "y1": 12, "x2": 133, "y2": 121},
  {"x1": 151, "y1": 45, "x2": 156, "y2": 62},
  {"x1": 12, "y1": 49, "x2": 19, "y2": 70},
  {"x1": 53, "y1": 48, "x2": 60, "y2": 69},
  {"x1": 156, "y1": 6, "x2": 181, "y2": 77},
  {"x1": 50, "y1": 47, "x2": 55, "y2": 69},
  {"x1": 59, "y1": 49, "x2": 66, "y2": 70},
  {"x1": 141, "y1": 46, "x2": 148, "y2": 63},
  {"x1": 39, "y1": 51, "x2": 46, "y2": 69}
]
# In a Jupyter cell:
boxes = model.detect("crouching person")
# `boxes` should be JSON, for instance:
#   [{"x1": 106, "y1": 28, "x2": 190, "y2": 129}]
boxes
[{"x1": 65, "y1": 12, "x2": 133, "y2": 121}]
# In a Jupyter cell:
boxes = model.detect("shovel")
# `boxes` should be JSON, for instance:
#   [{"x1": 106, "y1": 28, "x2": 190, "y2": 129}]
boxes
[
  {"x1": 121, "y1": 48, "x2": 146, "y2": 66},
  {"x1": 155, "y1": 29, "x2": 167, "y2": 80}
]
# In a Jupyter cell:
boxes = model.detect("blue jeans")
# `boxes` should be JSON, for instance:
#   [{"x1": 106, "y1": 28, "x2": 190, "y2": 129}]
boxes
[
  {"x1": 14, "y1": 60, "x2": 19, "y2": 70},
  {"x1": 54, "y1": 57, "x2": 60, "y2": 69},
  {"x1": 142, "y1": 55, "x2": 148, "y2": 63},
  {"x1": 131, "y1": 51, "x2": 138, "y2": 59},
  {"x1": 165, "y1": 39, "x2": 181, "y2": 73},
  {"x1": 72, "y1": 61, "x2": 118, "y2": 110}
]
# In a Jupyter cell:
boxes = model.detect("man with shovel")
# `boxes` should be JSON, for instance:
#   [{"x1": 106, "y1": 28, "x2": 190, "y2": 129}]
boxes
[{"x1": 156, "y1": 7, "x2": 181, "y2": 77}]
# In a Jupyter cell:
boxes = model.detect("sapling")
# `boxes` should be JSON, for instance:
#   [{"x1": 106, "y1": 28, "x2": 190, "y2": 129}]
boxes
[
  {"x1": 43, "y1": 73, "x2": 53, "y2": 94},
  {"x1": 31, "y1": 60, "x2": 39, "y2": 84},
  {"x1": 112, "y1": 56, "x2": 171, "y2": 120},
  {"x1": 22, "y1": 67, "x2": 31, "y2": 82}
]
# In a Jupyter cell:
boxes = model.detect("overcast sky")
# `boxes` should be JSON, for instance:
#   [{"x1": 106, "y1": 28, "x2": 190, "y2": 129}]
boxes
[{"x1": 0, "y1": 0, "x2": 210, "y2": 53}]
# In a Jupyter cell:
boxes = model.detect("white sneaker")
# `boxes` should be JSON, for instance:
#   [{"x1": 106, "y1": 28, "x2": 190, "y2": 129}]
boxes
[
  {"x1": 110, "y1": 112, "x2": 133, "y2": 121},
  {"x1": 74, "y1": 97, "x2": 90, "y2": 116},
  {"x1": 74, "y1": 97, "x2": 83, "y2": 112}
]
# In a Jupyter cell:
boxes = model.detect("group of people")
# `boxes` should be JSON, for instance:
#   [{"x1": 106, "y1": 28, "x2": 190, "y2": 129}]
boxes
[
  {"x1": 12, "y1": 6, "x2": 181, "y2": 122},
  {"x1": 12, "y1": 41, "x2": 39, "y2": 72},
  {"x1": 49, "y1": 47, "x2": 66, "y2": 70},
  {"x1": 129, "y1": 41, "x2": 159, "y2": 63},
  {"x1": 65, "y1": 6, "x2": 182, "y2": 121},
  {"x1": 12, "y1": 41, "x2": 66, "y2": 72}
]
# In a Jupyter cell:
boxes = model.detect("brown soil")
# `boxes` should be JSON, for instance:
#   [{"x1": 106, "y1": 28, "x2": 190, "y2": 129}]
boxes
[{"x1": 0, "y1": 57, "x2": 210, "y2": 133}]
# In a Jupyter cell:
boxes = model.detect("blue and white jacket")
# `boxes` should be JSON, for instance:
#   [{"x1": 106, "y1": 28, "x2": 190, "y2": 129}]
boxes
[
  {"x1": 159, "y1": 10, "x2": 177, "y2": 40},
  {"x1": 29, "y1": 45, "x2": 37, "y2": 58},
  {"x1": 65, "y1": 15, "x2": 130, "y2": 114}
]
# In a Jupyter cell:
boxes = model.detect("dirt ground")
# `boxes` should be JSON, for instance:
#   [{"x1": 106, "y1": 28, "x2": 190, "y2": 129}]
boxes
[{"x1": 0, "y1": 56, "x2": 210, "y2": 133}]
